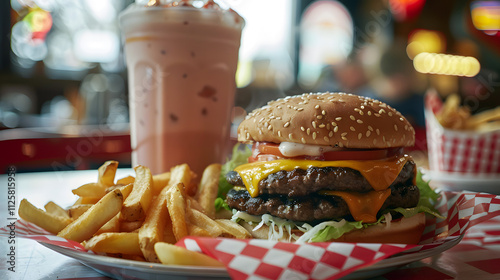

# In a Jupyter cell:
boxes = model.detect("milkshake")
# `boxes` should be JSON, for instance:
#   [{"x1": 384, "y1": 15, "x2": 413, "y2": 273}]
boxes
[{"x1": 120, "y1": 0, "x2": 244, "y2": 175}]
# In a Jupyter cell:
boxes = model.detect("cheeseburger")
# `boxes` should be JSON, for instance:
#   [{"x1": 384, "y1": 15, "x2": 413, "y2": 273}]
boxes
[{"x1": 225, "y1": 92, "x2": 426, "y2": 244}]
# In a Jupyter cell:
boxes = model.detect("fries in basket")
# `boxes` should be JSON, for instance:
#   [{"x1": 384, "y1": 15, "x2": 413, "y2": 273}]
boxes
[
  {"x1": 436, "y1": 94, "x2": 500, "y2": 131},
  {"x1": 18, "y1": 160, "x2": 250, "y2": 267}
]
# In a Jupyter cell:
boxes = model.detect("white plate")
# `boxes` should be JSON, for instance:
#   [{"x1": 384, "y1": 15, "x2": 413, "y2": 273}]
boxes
[
  {"x1": 422, "y1": 169, "x2": 500, "y2": 194},
  {"x1": 40, "y1": 235, "x2": 463, "y2": 280}
]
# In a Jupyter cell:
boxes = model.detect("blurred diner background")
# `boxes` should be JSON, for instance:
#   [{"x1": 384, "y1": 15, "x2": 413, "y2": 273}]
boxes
[{"x1": 1, "y1": 0, "x2": 499, "y2": 173}]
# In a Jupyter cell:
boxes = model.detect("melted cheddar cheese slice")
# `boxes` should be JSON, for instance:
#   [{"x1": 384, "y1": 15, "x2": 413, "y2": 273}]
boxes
[
  {"x1": 320, "y1": 189, "x2": 391, "y2": 223},
  {"x1": 234, "y1": 154, "x2": 411, "y2": 198}
]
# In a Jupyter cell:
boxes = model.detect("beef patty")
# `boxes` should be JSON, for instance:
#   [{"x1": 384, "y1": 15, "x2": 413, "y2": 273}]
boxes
[
  {"x1": 226, "y1": 161, "x2": 416, "y2": 197},
  {"x1": 227, "y1": 184, "x2": 420, "y2": 222}
]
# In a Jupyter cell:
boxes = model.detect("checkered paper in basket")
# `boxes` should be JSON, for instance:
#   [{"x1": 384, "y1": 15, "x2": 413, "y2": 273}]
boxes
[
  {"x1": 425, "y1": 92, "x2": 500, "y2": 174},
  {"x1": 3, "y1": 191, "x2": 499, "y2": 280}
]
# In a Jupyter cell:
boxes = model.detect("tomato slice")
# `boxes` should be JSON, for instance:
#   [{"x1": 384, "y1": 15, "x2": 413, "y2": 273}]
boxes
[{"x1": 250, "y1": 142, "x2": 402, "y2": 162}]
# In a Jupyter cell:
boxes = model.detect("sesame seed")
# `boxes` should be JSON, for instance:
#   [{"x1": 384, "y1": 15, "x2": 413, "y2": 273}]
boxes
[
  {"x1": 319, "y1": 124, "x2": 325, "y2": 128},
  {"x1": 368, "y1": 125, "x2": 373, "y2": 131},
  {"x1": 322, "y1": 110, "x2": 326, "y2": 115},
  {"x1": 400, "y1": 117, "x2": 404, "y2": 121},
  {"x1": 335, "y1": 117, "x2": 342, "y2": 121},
  {"x1": 341, "y1": 132, "x2": 347, "y2": 137},
  {"x1": 264, "y1": 122, "x2": 268, "y2": 127},
  {"x1": 373, "y1": 139, "x2": 377, "y2": 145},
  {"x1": 367, "y1": 111, "x2": 372, "y2": 116},
  {"x1": 357, "y1": 119, "x2": 363, "y2": 124},
  {"x1": 312, "y1": 132, "x2": 317, "y2": 139},
  {"x1": 376, "y1": 129, "x2": 380, "y2": 135},
  {"x1": 394, "y1": 124, "x2": 398, "y2": 131},
  {"x1": 338, "y1": 142, "x2": 344, "y2": 147},
  {"x1": 358, "y1": 133, "x2": 362, "y2": 139},
  {"x1": 361, "y1": 105, "x2": 365, "y2": 109},
  {"x1": 276, "y1": 116, "x2": 282, "y2": 120},
  {"x1": 307, "y1": 128, "x2": 311, "y2": 135},
  {"x1": 315, "y1": 105, "x2": 320, "y2": 109},
  {"x1": 374, "y1": 113, "x2": 381, "y2": 117},
  {"x1": 301, "y1": 137, "x2": 306, "y2": 144},
  {"x1": 350, "y1": 126, "x2": 356, "y2": 131},
  {"x1": 289, "y1": 133, "x2": 293, "y2": 140},
  {"x1": 341, "y1": 136, "x2": 348, "y2": 140},
  {"x1": 246, "y1": 132, "x2": 250, "y2": 139},
  {"x1": 334, "y1": 126, "x2": 339, "y2": 132},
  {"x1": 366, "y1": 130, "x2": 371, "y2": 137},
  {"x1": 298, "y1": 108, "x2": 304, "y2": 111},
  {"x1": 284, "y1": 122, "x2": 290, "y2": 128},
  {"x1": 379, "y1": 109, "x2": 386, "y2": 114},
  {"x1": 324, "y1": 136, "x2": 329, "y2": 142},
  {"x1": 354, "y1": 108, "x2": 360, "y2": 112},
  {"x1": 278, "y1": 131, "x2": 282, "y2": 137},
  {"x1": 317, "y1": 115, "x2": 323, "y2": 119},
  {"x1": 404, "y1": 125, "x2": 408, "y2": 130},
  {"x1": 331, "y1": 121, "x2": 337, "y2": 126},
  {"x1": 359, "y1": 111, "x2": 364, "y2": 115},
  {"x1": 388, "y1": 112, "x2": 393, "y2": 117},
  {"x1": 350, "y1": 115, "x2": 356, "y2": 121},
  {"x1": 312, "y1": 122, "x2": 317, "y2": 129},
  {"x1": 383, "y1": 136, "x2": 386, "y2": 142},
  {"x1": 301, "y1": 126, "x2": 305, "y2": 131},
  {"x1": 327, "y1": 124, "x2": 331, "y2": 130}
]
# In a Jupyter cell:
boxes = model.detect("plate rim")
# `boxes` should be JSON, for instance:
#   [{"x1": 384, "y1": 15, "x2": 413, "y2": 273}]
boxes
[{"x1": 39, "y1": 235, "x2": 464, "y2": 278}]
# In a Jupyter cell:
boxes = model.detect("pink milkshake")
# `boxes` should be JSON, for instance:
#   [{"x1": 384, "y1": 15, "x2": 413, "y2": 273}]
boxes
[{"x1": 120, "y1": 1, "x2": 244, "y2": 175}]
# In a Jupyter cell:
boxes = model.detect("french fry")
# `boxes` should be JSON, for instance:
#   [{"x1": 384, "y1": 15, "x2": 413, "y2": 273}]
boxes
[
  {"x1": 97, "y1": 214, "x2": 120, "y2": 235},
  {"x1": 168, "y1": 164, "x2": 192, "y2": 191},
  {"x1": 58, "y1": 188, "x2": 124, "y2": 242},
  {"x1": 68, "y1": 204, "x2": 93, "y2": 219},
  {"x1": 19, "y1": 199, "x2": 72, "y2": 234},
  {"x1": 44, "y1": 201, "x2": 70, "y2": 219},
  {"x1": 119, "y1": 183, "x2": 134, "y2": 199},
  {"x1": 120, "y1": 221, "x2": 143, "y2": 233},
  {"x1": 98, "y1": 160, "x2": 119, "y2": 187},
  {"x1": 163, "y1": 215, "x2": 177, "y2": 244},
  {"x1": 117, "y1": 175, "x2": 135, "y2": 186},
  {"x1": 138, "y1": 192, "x2": 169, "y2": 262},
  {"x1": 85, "y1": 232, "x2": 142, "y2": 256},
  {"x1": 196, "y1": 164, "x2": 221, "y2": 218},
  {"x1": 166, "y1": 183, "x2": 188, "y2": 242},
  {"x1": 216, "y1": 219, "x2": 251, "y2": 239},
  {"x1": 73, "y1": 196, "x2": 100, "y2": 205},
  {"x1": 152, "y1": 172, "x2": 171, "y2": 195},
  {"x1": 121, "y1": 166, "x2": 153, "y2": 222},
  {"x1": 466, "y1": 106, "x2": 500, "y2": 129},
  {"x1": 187, "y1": 208, "x2": 222, "y2": 238},
  {"x1": 187, "y1": 223, "x2": 212, "y2": 237},
  {"x1": 154, "y1": 242, "x2": 224, "y2": 267},
  {"x1": 72, "y1": 183, "x2": 106, "y2": 199}
]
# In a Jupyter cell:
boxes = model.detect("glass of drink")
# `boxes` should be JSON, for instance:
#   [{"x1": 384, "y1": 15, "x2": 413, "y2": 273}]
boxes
[{"x1": 119, "y1": 0, "x2": 244, "y2": 175}]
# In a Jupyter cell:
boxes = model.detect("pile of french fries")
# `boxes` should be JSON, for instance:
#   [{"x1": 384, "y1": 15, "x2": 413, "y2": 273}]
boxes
[
  {"x1": 436, "y1": 94, "x2": 500, "y2": 131},
  {"x1": 19, "y1": 161, "x2": 250, "y2": 267}
]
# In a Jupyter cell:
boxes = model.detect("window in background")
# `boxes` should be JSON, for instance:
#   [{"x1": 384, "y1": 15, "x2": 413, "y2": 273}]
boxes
[
  {"x1": 298, "y1": 0, "x2": 353, "y2": 89},
  {"x1": 225, "y1": 0, "x2": 295, "y2": 89},
  {"x1": 10, "y1": 0, "x2": 127, "y2": 80}
]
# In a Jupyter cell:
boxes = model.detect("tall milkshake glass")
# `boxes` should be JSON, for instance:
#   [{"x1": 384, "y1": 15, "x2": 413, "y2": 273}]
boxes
[{"x1": 120, "y1": 1, "x2": 244, "y2": 175}]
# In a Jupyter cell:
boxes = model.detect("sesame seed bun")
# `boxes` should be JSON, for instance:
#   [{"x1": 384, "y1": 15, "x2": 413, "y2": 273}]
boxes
[{"x1": 238, "y1": 92, "x2": 415, "y2": 149}]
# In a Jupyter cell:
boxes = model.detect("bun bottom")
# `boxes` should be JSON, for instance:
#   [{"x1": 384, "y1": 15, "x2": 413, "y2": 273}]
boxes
[{"x1": 241, "y1": 212, "x2": 426, "y2": 244}]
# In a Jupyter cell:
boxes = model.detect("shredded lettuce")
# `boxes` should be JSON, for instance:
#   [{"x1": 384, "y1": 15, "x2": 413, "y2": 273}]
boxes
[{"x1": 215, "y1": 144, "x2": 251, "y2": 211}]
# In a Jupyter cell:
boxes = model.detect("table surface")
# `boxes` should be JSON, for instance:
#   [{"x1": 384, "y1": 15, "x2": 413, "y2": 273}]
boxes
[{"x1": 1, "y1": 169, "x2": 500, "y2": 280}]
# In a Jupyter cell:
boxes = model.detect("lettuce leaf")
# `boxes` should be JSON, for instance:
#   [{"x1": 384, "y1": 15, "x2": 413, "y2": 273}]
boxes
[{"x1": 215, "y1": 144, "x2": 251, "y2": 211}]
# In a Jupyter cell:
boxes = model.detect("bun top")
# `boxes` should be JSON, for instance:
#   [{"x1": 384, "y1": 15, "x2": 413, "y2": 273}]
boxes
[{"x1": 237, "y1": 92, "x2": 415, "y2": 149}]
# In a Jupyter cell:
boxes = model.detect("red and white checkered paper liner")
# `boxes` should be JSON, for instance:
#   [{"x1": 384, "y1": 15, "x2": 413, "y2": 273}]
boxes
[
  {"x1": 425, "y1": 91, "x2": 500, "y2": 174},
  {"x1": 2, "y1": 190, "x2": 500, "y2": 280}
]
